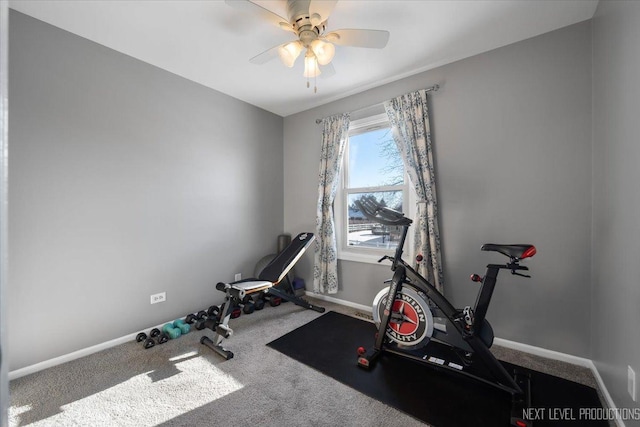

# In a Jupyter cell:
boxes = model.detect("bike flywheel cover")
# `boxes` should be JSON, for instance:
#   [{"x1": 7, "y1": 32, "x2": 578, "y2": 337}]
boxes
[{"x1": 372, "y1": 286, "x2": 434, "y2": 350}]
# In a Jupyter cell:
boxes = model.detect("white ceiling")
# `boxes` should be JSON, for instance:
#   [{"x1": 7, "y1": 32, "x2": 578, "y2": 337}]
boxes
[{"x1": 9, "y1": 0, "x2": 598, "y2": 117}]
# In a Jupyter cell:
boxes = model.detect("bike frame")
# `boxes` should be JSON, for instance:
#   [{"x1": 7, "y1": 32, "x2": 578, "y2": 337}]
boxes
[
  {"x1": 369, "y1": 221, "x2": 523, "y2": 395},
  {"x1": 354, "y1": 199, "x2": 534, "y2": 426}
]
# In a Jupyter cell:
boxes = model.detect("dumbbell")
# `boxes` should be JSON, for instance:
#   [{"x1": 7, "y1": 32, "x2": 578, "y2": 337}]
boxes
[
  {"x1": 150, "y1": 327, "x2": 170, "y2": 344},
  {"x1": 262, "y1": 294, "x2": 282, "y2": 307},
  {"x1": 135, "y1": 329, "x2": 168, "y2": 348},
  {"x1": 162, "y1": 322, "x2": 182, "y2": 339},
  {"x1": 242, "y1": 295, "x2": 255, "y2": 314},
  {"x1": 185, "y1": 306, "x2": 219, "y2": 330},
  {"x1": 149, "y1": 328, "x2": 169, "y2": 344},
  {"x1": 185, "y1": 311, "x2": 203, "y2": 324},
  {"x1": 233, "y1": 303, "x2": 242, "y2": 317},
  {"x1": 173, "y1": 318, "x2": 191, "y2": 335},
  {"x1": 270, "y1": 297, "x2": 282, "y2": 307},
  {"x1": 220, "y1": 302, "x2": 242, "y2": 319},
  {"x1": 136, "y1": 332, "x2": 155, "y2": 349},
  {"x1": 186, "y1": 310, "x2": 209, "y2": 330},
  {"x1": 207, "y1": 305, "x2": 220, "y2": 318},
  {"x1": 253, "y1": 297, "x2": 265, "y2": 310}
]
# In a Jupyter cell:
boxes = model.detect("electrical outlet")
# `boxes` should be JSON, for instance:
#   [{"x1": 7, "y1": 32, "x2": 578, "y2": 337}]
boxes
[
  {"x1": 629, "y1": 366, "x2": 637, "y2": 402},
  {"x1": 235, "y1": 273, "x2": 242, "y2": 281},
  {"x1": 150, "y1": 292, "x2": 166, "y2": 304}
]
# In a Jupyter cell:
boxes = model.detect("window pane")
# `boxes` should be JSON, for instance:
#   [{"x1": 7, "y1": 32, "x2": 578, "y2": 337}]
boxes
[
  {"x1": 348, "y1": 128, "x2": 404, "y2": 188},
  {"x1": 347, "y1": 191, "x2": 404, "y2": 250}
]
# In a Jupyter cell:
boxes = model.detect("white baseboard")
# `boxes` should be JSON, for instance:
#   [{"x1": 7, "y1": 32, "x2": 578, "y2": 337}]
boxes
[
  {"x1": 587, "y1": 360, "x2": 626, "y2": 427},
  {"x1": 9, "y1": 322, "x2": 167, "y2": 381},
  {"x1": 492, "y1": 338, "x2": 625, "y2": 426},
  {"x1": 493, "y1": 337, "x2": 626, "y2": 425},
  {"x1": 305, "y1": 291, "x2": 373, "y2": 313},
  {"x1": 493, "y1": 337, "x2": 593, "y2": 368}
]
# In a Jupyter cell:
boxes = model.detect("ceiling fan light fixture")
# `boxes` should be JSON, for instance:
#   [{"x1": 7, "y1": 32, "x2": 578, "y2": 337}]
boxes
[
  {"x1": 277, "y1": 41, "x2": 303, "y2": 68},
  {"x1": 310, "y1": 39, "x2": 335, "y2": 65},
  {"x1": 228, "y1": 0, "x2": 390, "y2": 93},
  {"x1": 303, "y1": 50, "x2": 321, "y2": 78}
]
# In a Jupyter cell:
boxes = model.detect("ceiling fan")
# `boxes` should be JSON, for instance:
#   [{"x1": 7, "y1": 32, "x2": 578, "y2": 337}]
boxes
[{"x1": 225, "y1": 0, "x2": 390, "y2": 92}]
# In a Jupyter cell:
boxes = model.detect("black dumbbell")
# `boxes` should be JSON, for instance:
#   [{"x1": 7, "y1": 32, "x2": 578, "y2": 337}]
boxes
[
  {"x1": 186, "y1": 310, "x2": 209, "y2": 330},
  {"x1": 149, "y1": 328, "x2": 169, "y2": 344},
  {"x1": 157, "y1": 333, "x2": 169, "y2": 344},
  {"x1": 242, "y1": 295, "x2": 255, "y2": 314},
  {"x1": 250, "y1": 296, "x2": 265, "y2": 310},
  {"x1": 149, "y1": 327, "x2": 169, "y2": 344},
  {"x1": 136, "y1": 332, "x2": 155, "y2": 349},
  {"x1": 184, "y1": 312, "x2": 198, "y2": 324},
  {"x1": 253, "y1": 297, "x2": 265, "y2": 310},
  {"x1": 207, "y1": 305, "x2": 220, "y2": 318}
]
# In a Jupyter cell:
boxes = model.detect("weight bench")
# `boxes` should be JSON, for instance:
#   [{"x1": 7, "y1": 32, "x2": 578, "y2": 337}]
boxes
[{"x1": 200, "y1": 232, "x2": 325, "y2": 359}]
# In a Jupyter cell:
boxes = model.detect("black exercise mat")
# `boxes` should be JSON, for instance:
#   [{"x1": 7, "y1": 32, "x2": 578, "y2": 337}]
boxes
[{"x1": 267, "y1": 311, "x2": 607, "y2": 427}]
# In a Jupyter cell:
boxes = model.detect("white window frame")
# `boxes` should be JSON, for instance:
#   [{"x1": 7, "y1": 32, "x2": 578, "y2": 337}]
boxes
[{"x1": 335, "y1": 113, "x2": 415, "y2": 265}]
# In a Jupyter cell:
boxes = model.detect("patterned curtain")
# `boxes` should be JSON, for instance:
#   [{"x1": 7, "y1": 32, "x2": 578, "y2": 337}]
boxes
[
  {"x1": 384, "y1": 90, "x2": 444, "y2": 292},
  {"x1": 313, "y1": 113, "x2": 350, "y2": 294}
]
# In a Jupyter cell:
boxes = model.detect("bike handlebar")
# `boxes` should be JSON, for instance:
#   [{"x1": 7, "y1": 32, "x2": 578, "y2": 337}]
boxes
[{"x1": 354, "y1": 198, "x2": 413, "y2": 227}]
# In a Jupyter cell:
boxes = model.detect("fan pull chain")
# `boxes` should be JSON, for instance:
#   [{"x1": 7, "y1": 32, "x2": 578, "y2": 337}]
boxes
[{"x1": 305, "y1": 73, "x2": 317, "y2": 93}]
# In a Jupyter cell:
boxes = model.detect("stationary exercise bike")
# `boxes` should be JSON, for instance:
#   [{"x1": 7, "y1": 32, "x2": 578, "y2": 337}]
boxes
[{"x1": 355, "y1": 198, "x2": 536, "y2": 427}]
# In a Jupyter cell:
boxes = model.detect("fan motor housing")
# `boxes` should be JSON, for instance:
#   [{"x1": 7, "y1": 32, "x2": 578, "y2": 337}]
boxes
[
  {"x1": 287, "y1": 0, "x2": 326, "y2": 45},
  {"x1": 286, "y1": 0, "x2": 310, "y2": 23}
]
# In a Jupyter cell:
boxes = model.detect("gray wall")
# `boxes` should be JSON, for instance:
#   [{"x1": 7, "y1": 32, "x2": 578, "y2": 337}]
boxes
[
  {"x1": 8, "y1": 11, "x2": 284, "y2": 371},
  {"x1": 1, "y1": 1, "x2": 8, "y2": 424},
  {"x1": 592, "y1": 0, "x2": 640, "y2": 420},
  {"x1": 284, "y1": 21, "x2": 593, "y2": 357}
]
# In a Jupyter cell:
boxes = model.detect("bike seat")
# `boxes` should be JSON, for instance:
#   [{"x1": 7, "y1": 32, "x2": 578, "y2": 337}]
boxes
[{"x1": 481, "y1": 244, "x2": 536, "y2": 259}]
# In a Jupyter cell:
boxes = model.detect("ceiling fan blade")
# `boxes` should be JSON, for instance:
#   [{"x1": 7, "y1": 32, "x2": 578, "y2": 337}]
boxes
[
  {"x1": 249, "y1": 44, "x2": 283, "y2": 65},
  {"x1": 225, "y1": 0, "x2": 295, "y2": 33},
  {"x1": 319, "y1": 62, "x2": 336, "y2": 79},
  {"x1": 325, "y1": 29, "x2": 390, "y2": 49},
  {"x1": 309, "y1": 0, "x2": 338, "y2": 26}
]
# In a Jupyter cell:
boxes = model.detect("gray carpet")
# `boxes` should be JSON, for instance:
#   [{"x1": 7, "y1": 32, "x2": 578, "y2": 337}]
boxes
[{"x1": 8, "y1": 299, "x2": 606, "y2": 426}]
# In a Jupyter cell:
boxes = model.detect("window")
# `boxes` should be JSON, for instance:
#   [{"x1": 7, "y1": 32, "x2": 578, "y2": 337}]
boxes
[{"x1": 335, "y1": 113, "x2": 413, "y2": 264}]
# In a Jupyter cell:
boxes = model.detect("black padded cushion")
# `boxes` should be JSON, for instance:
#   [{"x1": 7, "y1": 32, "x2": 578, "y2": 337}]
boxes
[{"x1": 258, "y1": 232, "x2": 314, "y2": 283}]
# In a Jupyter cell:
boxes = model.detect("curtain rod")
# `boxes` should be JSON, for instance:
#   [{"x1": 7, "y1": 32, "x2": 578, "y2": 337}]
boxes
[{"x1": 315, "y1": 84, "x2": 440, "y2": 124}]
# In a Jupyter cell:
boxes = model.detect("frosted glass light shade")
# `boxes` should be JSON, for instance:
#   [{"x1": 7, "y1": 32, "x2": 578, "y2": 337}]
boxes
[
  {"x1": 303, "y1": 51, "x2": 321, "y2": 78},
  {"x1": 277, "y1": 41, "x2": 303, "y2": 68},
  {"x1": 310, "y1": 40, "x2": 335, "y2": 65}
]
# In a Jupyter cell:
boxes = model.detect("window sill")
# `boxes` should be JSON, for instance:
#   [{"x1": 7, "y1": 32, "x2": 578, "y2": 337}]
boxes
[{"x1": 337, "y1": 250, "x2": 393, "y2": 265}]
